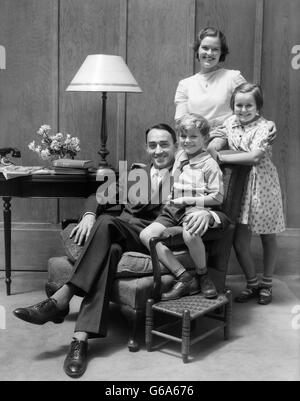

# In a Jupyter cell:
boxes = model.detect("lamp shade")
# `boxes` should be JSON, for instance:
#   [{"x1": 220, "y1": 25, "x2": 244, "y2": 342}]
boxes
[{"x1": 66, "y1": 54, "x2": 142, "y2": 93}]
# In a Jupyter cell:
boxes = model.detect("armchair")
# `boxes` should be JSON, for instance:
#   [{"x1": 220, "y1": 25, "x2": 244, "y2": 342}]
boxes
[{"x1": 46, "y1": 162, "x2": 249, "y2": 352}]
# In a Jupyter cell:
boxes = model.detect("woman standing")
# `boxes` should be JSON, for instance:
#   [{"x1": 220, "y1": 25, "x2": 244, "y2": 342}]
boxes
[{"x1": 175, "y1": 27, "x2": 246, "y2": 127}]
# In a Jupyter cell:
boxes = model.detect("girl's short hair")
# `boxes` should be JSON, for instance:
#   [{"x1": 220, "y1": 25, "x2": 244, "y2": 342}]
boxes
[
  {"x1": 176, "y1": 114, "x2": 210, "y2": 138},
  {"x1": 145, "y1": 123, "x2": 177, "y2": 144},
  {"x1": 193, "y1": 27, "x2": 229, "y2": 62},
  {"x1": 230, "y1": 82, "x2": 264, "y2": 111}
]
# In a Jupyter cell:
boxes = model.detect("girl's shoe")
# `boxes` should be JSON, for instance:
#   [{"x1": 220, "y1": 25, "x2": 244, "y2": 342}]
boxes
[
  {"x1": 257, "y1": 286, "x2": 272, "y2": 305},
  {"x1": 234, "y1": 287, "x2": 260, "y2": 303}
]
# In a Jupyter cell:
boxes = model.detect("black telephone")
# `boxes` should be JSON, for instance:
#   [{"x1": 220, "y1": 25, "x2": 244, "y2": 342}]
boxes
[{"x1": 0, "y1": 147, "x2": 21, "y2": 166}]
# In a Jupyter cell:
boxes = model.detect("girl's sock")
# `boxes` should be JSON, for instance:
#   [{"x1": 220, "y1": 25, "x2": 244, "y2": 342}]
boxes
[
  {"x1": 246, "y1": 276, "x2": 259, "y2": 290},
  {"x1": 261, "y1": 276, "x2": 272, "y2": 288}
]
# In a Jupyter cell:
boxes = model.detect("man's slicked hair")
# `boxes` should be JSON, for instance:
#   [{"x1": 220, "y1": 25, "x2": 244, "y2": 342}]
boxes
[{"x1": 145, "y1": 123, "x2": 177, "y2": 144}]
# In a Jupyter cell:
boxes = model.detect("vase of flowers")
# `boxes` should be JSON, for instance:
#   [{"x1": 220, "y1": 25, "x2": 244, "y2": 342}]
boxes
[{"x1": 28, "y1": 125, "x2": 81, "y2": 163}]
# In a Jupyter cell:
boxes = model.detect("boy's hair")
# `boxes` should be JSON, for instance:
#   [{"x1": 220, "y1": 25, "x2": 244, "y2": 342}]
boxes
[
  {"x1": 193, "y1": 27, "x2": 229, "y2": 62},
  {"x1": 145, "y1": 123, "x2": 177, "y2": 144},
  {"x1": 230, "y1": 82, "x2": 264, "y2": 111},
  {"x1": 176, "y1": 114, "x2": 210, "y2": 138}
]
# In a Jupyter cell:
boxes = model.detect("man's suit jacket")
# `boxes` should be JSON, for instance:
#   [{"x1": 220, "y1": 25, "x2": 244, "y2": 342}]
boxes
[
  {"x1": 82, "y1": 163, "x2": 230, "y2": 230},
  {"x1": 83, "y1": 164, "x2": 168, "y2": 222}
]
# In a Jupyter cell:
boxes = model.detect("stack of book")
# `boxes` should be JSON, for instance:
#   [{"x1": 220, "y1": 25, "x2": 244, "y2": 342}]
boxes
[{"x1": 52, "y1": 159, "x2": 94, "y2": 174}]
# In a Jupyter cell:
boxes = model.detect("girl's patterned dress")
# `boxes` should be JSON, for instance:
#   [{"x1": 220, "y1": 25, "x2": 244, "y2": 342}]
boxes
[{"x1": 217, "y1": 115, "x2": 285, "y2": 234}]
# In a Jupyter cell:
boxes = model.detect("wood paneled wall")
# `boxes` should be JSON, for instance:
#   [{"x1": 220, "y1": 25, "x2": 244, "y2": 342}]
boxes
[
  {"x1": 0, "y1": 0, "x2": 299, "y2": 230},
  {"x1": 0, "y1": 0, "x2": 59, "y2": 222},
  {"x1": 262, "y1": 0, "x2": 300, "y2": 228}
]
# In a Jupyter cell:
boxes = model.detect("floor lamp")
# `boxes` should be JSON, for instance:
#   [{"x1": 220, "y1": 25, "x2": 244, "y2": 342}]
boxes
[{"x1": 66, "y1": 54, "x2": 142, "y2": 171}]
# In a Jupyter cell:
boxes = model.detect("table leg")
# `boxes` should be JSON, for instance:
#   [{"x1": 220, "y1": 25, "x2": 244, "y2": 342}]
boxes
[{"x1": 3, "y1": 197, "x2": 11, "y2": 295}]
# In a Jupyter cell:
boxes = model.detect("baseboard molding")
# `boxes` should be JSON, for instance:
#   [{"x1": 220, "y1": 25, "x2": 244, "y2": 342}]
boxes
[
  {"x1": 0, "y1": 222, "x2": 65, "y2": 271},
  {"x1": 227, "y1": 229, "x2": 300, "y2": 275},
  {"x1": 0, "y1": 224, "x2": 299, "y2": 275}
]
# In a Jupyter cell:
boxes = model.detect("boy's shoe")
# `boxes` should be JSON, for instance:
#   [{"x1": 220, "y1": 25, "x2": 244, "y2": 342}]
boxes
[
  {"x1": 161, "y1": 277, "x2": 200, "y2": 301},
  {"x1": 234, "y1": 287, "x2": 260, "y2": 303},
  {"x1": 198, "y1": 274, "x2": 218, "y2": 299},
  {"x1": 257, "y1": 286, "x2": 272, "y2": 305}
]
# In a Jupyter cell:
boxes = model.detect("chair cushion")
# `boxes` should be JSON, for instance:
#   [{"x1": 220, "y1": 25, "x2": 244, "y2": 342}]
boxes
[
  {"x1": 48, "y1": 249, "x2": 196, "y2": 289},
  {"x1": 116, "y1": 251, "x2": 195, "y2": 277},
  {"x1": 110, "y1": 275, "x2": 175, "y2": 310},
  {"x1": 60, "y1": 224, "x2": 82, "y2": 263}
]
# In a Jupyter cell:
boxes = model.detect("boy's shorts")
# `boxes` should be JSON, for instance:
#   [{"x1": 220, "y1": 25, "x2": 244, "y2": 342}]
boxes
[
  {"x1": 155, "y1": 205, "x2": 186, "y2": 227},
  {"x1": 155, "y1": 205, "x2": 209, "y2": 228}
]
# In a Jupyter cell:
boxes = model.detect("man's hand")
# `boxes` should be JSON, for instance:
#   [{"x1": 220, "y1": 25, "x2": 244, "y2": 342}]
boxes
[
  {"x1": 183, "y1": 209, "x2": 213, "y2": 236},
  {"x1": 169, "y1": 197, "x2": 198, "y2": 207},
  {"x1": 70, "y1": 214, "x2": 96, "y2": 245},
  {"x1": 169, "y1": 197, "x2": 188, "y2": 207}
]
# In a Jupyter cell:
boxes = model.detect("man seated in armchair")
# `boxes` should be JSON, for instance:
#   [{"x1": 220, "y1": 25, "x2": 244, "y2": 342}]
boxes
[{"x1": 12, "y1": 123, "x2": 228, "y2": 379}]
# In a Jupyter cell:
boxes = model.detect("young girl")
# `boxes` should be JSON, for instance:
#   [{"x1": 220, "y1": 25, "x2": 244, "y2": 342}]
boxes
[{"x1": 208, "y1": 82, "x2": 285, "y2": 305}]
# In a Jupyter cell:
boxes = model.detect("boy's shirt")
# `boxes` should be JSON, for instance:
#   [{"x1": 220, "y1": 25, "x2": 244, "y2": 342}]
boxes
[{"x1": 171, "y1": 149, "x2": 224, "y2": 205}]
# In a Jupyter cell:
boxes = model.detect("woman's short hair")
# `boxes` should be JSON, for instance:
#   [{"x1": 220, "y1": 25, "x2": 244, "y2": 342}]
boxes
[
  {"x1": 193, "y1": 27, "x2": 229, "y2": 62},
  {"x1": 176, "y1": 114, "x2": 210, "y2": 138},
  {"x1": 230, "y1": 82, "x2": 264, "y2": 111},
  {"x1": 145, "y1": 123, "x2": 177, "y2": 144}
]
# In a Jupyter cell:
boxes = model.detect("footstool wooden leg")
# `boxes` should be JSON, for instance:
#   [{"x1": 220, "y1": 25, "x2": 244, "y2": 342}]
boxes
[
  {"x1": 145, "y1": 299, "x2": 154, "y2": 352},
  {"x1": 181, "y1": 309, "x2": 190, "y2": 363},
  {"x1": 224, "y1": 290, "x2": 232, "y2": 340}
]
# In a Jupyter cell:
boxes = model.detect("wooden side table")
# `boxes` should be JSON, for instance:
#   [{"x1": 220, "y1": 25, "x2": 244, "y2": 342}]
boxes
[
  {"x1": 145, "y1": 290, "x2": 232, "y2": 363},
  {"x1": 0, "y1": 173, "x2": 100, "y2": 295}
]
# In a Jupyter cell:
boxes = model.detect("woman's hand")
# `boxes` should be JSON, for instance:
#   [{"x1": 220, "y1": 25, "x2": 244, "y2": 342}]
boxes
[
  {"x1": 183, "y1": 209, "x2": 212, "y2": 236},
  {"x1": 267, "y1": 120, "x2": 277, "y2": 144},
  {"x1": 70, "y1": 214, "x2": 96, "y2": 245},
  {"x1": 207, "y1": 145, "x2": 219, "y2": 161}
]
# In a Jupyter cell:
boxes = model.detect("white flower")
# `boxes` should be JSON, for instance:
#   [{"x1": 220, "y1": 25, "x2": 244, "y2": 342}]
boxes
[
  {"x1": 40, "y1": 149, "x2": 51, "y2": 160},
  {"x1": 30, "y1": 125, "x2": 81, "y2": 161},
  {"x1": 50, "y1": 140, "x2": 60, "y2": 151},
  {"x1": 28, "y1": 141, "x2": 36, "y2": 151},
  {"x1": 37, "y1": 124, "x2": 51, "y2": 136}
]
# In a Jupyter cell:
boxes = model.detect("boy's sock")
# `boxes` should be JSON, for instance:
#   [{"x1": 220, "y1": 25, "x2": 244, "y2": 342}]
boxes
[
  {"x1": 178, "y1": 271, "x2": 193, "y2": 282},
  {"x1": 196, "y1": 267, "x2": 208, "y2": 276},
  {"x1": 261, "y1": 276, "x2": 272, "y2": 288}
]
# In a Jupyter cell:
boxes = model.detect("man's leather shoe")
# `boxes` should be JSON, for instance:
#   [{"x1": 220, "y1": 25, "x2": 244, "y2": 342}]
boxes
[
  {"x1": 63, "y1": 339, "x2": 88, "y2": 378},
  {"x1": 198, "y1": 274, "x2": 218, "y2": 299},
  {"x1": 161, "y1": 277, "x2": 200, "y2": 301},
  {"x1": 13, "y1": 298, "x2": 69, "y2": 325}
]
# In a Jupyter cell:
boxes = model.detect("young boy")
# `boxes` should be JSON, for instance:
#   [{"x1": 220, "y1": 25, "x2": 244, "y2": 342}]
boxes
[{"x1": 140, "y1": 114, "x2": 224, "y2": 300}]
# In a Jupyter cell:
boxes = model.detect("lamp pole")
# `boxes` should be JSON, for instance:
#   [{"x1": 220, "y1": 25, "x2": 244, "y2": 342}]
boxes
[{"x1": 98, "y1": 91, "x2": 109, "y2": 167}]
